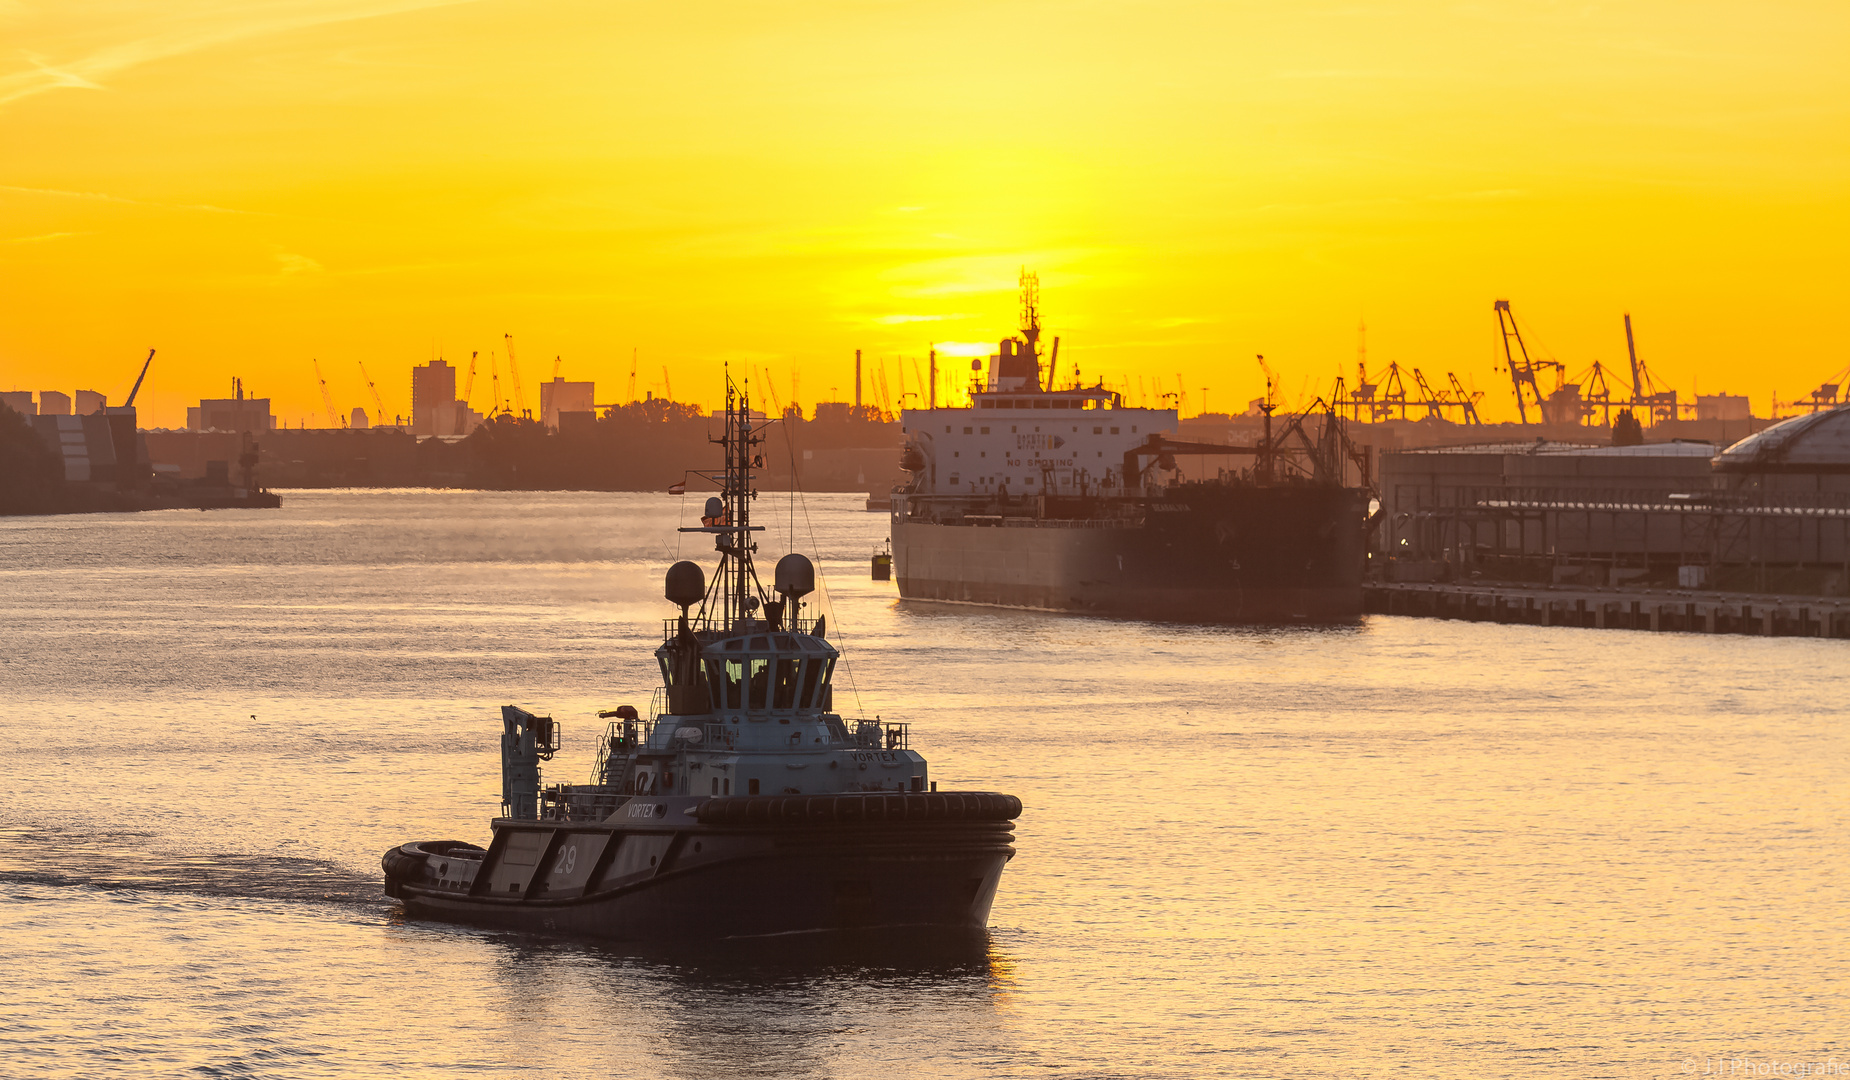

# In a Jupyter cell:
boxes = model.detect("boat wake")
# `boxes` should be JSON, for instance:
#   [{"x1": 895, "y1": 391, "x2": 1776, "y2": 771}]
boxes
[{"x1": 0, "y1": 827, "x2": 377, "y2": 906}]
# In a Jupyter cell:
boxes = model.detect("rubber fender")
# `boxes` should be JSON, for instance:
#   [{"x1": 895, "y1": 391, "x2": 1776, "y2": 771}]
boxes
[{"x1": 694, "y1": 791, "x2": 1022, "y2": 825}]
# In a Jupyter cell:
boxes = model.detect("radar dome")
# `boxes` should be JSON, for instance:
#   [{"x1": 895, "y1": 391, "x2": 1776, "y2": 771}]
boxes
[
  {"x1": 703, "y1": 496, "x2": 725, "y2": 519},
  {"x1": 774, "y1": 553, "x2": 816, "y2": 598},
  {"x1": 665, "y1": 560, "x2": 705, "y2": 609}
]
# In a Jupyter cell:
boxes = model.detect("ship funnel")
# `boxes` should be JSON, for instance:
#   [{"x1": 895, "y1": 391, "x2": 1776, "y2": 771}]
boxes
[
  {"x1": 665, "y1": 560, "x2": 706, "y2": 610},
  {"x1": 774, "y1": 553, "x2": 816, "y2": 599}
]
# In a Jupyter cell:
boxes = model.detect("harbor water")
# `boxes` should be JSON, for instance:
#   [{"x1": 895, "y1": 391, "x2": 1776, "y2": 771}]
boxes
[{"x1": 2, "y1": 491, "x2": 1846, "y2": 1079}]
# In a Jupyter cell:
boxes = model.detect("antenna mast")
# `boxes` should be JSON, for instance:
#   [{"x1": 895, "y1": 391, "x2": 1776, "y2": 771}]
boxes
[
  {"x1": 1019, "y1": 268, "x2": 1043, "y2": 388},
  {"x1": 682, "y1": 371, "x2": 770, "y2": 629}
]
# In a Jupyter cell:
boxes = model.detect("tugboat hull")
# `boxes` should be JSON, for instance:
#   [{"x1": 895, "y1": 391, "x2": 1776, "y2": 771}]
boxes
[{"x1": 385, "y1": 793, "x2": 1020, "y2": 940}]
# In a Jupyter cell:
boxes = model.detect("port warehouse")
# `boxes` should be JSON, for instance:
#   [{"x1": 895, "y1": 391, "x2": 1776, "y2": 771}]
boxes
[{"x1": 1372, "y1": 407, "x2": 1850, "y2": 632}]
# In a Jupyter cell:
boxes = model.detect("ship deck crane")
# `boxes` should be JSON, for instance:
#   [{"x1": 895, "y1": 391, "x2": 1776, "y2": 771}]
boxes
[{"x1": 312, "y1": 359, "x2": 341, "y2": 427}]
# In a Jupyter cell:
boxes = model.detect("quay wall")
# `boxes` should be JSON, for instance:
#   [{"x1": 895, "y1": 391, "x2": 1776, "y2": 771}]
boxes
[{"x1": 1367, "y1": 581, "x2": 1850, "y2": 638}]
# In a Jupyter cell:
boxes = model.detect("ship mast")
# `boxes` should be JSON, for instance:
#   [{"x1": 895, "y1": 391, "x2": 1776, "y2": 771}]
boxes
[
  {"x1": 1019, "y1": 268, "x2": 1043, "y2": 389},
  {"x1": 689, "y1": 373, "x2": 770, "y2": 631}
]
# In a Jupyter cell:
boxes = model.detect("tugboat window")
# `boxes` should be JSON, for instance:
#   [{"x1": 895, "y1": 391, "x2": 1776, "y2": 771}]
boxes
[
  {"x1": 723, "y1": 660, "x2": 744, "y2": 709},
  {"x1": 799, "y1": 656, "x2": 834, "y2": 707},
  {"x1": 748, "y1": 659, "x2": 770, "y2": 709},
  {"x1": 774, "y1": 658, "x2": 800, "y2": 708}
]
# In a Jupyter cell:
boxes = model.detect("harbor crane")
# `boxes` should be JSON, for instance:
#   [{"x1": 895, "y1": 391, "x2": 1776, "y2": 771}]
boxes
[
  {"x1": 1622, "y1": 314, "x2": 1680, "y2": 423},
  {"x1": 503, "y1": 334, "x2": 529, "y2": 418},
  {"x1": 312, "y1": 359, "x2": 342, "y2": 427},
  {"x1": 1256, "y1": 354, "x2": 1280, "y2": 411},
  {"x1": 123, "y1": 349, "x2": 155, "y2": 409},
  {"x1": 460, "y1": 351, "x2": 477, "y2": 405},
  {"x1": 1447, "y1": 373, "x2": 1484, "y2": 424},
  {"x1": 1493, "y1": 300, "x2": 1566, "y2": 424},
  {"x1": 358, "y1": 360, "x2": 387, "y2": 426}
]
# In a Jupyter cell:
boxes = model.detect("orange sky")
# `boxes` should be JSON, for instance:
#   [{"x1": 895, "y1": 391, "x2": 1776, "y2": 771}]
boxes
[{"x1": 2, "y1": 0, "x2": 1846, "y2": 428}]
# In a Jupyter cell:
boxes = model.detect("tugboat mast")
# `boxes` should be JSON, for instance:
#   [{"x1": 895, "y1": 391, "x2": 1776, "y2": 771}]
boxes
[{"x1": 688, "y1": 374, "x2": 770, "y2": 632}]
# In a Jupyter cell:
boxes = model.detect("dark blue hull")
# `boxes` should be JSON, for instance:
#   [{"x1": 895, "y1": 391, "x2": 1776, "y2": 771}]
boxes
[{"x1": 385, "y1": 793, "x2": 1020, "y2": 941}]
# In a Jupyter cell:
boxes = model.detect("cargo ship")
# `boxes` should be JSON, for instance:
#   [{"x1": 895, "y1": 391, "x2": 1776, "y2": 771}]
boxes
[{"x1": 891, "y1": 279, "x2": 1371, "y2": 622}]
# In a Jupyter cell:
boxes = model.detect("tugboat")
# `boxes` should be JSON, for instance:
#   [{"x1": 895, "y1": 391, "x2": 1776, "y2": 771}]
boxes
[{"x1": 381, "y1": 381, "x2": 1022, "y2": 940}]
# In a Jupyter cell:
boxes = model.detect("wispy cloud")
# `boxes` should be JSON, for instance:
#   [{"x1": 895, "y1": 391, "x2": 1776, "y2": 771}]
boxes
[
  {"x1": 275, "y1": 250, "x2": 323, "y2": 274},
  {"x1": 2, "y1": 230, "x2": 88, "y2": 243},
  {"x1": 0, "y1": 183, "x2": 257, "y2": 215},
  {"x1": 876, "y1": 313, "x2": 965, "y2": 325},
  {"x1": 0, "y1": 1, "x2": 480, "y2": 109}
]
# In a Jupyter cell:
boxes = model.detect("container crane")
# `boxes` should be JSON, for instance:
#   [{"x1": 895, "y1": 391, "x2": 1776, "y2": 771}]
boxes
[{"x1": 312, "y1": 359, "x2": 341, "y2": 427}]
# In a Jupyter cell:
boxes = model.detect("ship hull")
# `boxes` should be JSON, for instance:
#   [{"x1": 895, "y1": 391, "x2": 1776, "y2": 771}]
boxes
[
  {"x1": 892, "y1": 486, "x2": 1368, "y2": 622},
  {"x1": 386, "y1": 793, "x2": 1019, "y2": 941}
]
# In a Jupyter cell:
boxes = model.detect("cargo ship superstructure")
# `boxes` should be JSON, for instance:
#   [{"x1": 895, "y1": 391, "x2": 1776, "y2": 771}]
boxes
[
  {"x1": 382, "y1": 381, "x2": 1021, "y2": 940},
  {"x1": 892, "y1": 277, "x2": 1371, "y2": 622}
]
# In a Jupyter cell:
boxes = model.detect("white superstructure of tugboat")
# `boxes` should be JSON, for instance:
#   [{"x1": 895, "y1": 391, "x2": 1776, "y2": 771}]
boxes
[{"x1": 382, "y1": 381, "x2": 1022, "y2": 940}]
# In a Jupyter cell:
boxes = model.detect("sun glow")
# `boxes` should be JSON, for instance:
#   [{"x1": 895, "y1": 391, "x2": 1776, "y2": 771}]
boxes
[{"x1": 1, "y1": 1, "x2": 1845, "y2": 426}]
